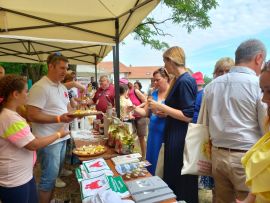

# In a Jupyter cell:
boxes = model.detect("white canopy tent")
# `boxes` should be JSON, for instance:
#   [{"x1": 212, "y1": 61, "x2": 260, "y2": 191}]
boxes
[
  {"x1": 0, "y1": 35, "x2": 112, "y2": 65},
  {"x1": 0, "y1": 0, "x2": 160, "y2": 116}
]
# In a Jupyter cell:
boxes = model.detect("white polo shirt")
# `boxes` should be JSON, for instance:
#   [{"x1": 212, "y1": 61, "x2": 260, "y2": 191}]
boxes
[{"x1": 27, "y1": 76, "x2": 70, "y2": 145}]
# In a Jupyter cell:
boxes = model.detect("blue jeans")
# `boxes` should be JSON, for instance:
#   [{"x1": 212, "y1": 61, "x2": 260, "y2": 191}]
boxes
[
  {"x1": 38, "y1": 140, "x2": 67, "y2": 191},
  {"x1": 0, "y1": 177, "x2": 38, "y2": 203}
]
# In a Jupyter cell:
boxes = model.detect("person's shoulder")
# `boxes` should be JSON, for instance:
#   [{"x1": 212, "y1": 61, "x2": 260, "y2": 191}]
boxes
[
  {"x1": 0, "y1": 109, "x2": 24, "y2": 124},
  {"x1": 30, "y1": 77, "x2": 47, "y2": 90},
  {"x1": 179, "y1": 73, "x2": 196, "y2": 86}
]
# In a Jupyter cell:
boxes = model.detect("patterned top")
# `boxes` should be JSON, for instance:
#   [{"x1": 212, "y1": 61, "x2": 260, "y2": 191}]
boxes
[{"x1": 0, "y1": 108, "x2": 36, "y2": 187}]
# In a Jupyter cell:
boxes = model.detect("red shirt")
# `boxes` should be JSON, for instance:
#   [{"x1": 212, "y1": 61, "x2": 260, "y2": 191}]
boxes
[{"x1": 93, "y1": 84, "x2": 115, "y2": 115}]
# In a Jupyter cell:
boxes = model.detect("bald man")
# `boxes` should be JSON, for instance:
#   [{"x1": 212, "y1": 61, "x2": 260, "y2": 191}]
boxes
[{"x1": 0, "y1": 66, "x2": 5, "y2": 78}]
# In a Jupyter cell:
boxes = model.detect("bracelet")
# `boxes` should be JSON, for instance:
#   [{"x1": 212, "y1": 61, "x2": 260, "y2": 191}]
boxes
[
  {"x1": 56, "y1": 116, "x2": 61, "y2": 123},
  {"x1": 56, "y1": 132, "x2": 61, "y2": 139}
]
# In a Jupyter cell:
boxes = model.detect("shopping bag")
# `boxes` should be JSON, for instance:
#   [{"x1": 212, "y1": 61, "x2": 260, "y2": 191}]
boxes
[
  {"x1": 181, "y1": 97, "x2": 212, "y2": 176},
  {"x1": 155, "y1": 143, "x2": 165, "y2": 178}
]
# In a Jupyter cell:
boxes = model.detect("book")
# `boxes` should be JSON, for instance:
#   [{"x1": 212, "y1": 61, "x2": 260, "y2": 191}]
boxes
[
  {"x1": 132, "y1": 187, "x2": 174, "y2": 202},
  {"x1": 126, "y1": 176, "x2": 168, "y2": 195}
]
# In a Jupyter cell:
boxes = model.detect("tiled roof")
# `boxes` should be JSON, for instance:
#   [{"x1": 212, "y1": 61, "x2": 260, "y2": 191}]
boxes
[
  {"x1": 98, "y1": 61, "x2": 161, "y2": 79},
  {"x1": 97, "y1": 61, "x2": 130, "y2": 73},
  {"x1": 127, "y1": 66, "x2": 160, "y2": 79}
]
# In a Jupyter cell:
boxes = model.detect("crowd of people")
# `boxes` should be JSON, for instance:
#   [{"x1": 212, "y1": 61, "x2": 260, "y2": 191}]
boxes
[{"x1": 0, "y1": 38, "x2": 270, "y2": 203}]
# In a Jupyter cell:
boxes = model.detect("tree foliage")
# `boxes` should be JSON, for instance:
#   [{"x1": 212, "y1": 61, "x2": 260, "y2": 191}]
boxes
[
  {"x1": 134, "y1": 0, "x2": 218, "y2": 50},
  {"x1": 0, "y1": 62, "x2": 48, "y2": 83},
  {"x1": 204, "y1": 74, "x2": 213, "y2": 86}
]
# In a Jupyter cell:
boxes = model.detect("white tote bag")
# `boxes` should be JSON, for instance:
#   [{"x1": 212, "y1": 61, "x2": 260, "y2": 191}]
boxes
[
  {"x1": 181, "y1": 97, "x2": 212, "y2": 176},
  {"x1": 155, "y1": 143, "x2": 165, "y2": 178}
]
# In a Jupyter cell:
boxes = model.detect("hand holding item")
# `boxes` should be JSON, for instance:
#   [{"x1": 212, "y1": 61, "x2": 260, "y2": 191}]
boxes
[
  {"x1": 127, "y1": 105, "x2": 135, "y2": 113},
  {"x1": 59, "y1": 113, "x2": 75, "y2": 123},
  {"x1": 155, "y1": 110, "x2": 167, "y2": 118},
  {"x1": 148, "y1": 99, "x2": 161, "y2": 112}
]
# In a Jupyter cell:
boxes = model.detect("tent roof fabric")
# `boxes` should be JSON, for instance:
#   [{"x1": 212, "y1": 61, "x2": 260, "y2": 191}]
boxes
[
  {"x1": 0, "y1": 35, "x2": 110, "y2": 64},
  {"x1": 0, "y1": 0, "x2": 159, "y2": 64}
]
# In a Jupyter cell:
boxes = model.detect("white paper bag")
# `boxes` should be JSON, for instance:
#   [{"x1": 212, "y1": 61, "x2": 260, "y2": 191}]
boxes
[{"x1": 181, "y1": 97, "x2": 212, "y2": 176}]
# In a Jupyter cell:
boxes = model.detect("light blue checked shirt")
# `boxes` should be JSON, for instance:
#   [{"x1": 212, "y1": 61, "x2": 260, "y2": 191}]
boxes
[{"x1": 204, "y1": 66, "x2": 267, "y2": 150}]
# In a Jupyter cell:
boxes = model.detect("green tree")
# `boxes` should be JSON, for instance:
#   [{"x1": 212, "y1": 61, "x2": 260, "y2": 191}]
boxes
[
  {"x1": 134, "y1": 0, "x2": 218, "y2": 50},
  {"x1": 0, "y1": 62, "x2": 48, "y2": 83},
  {"x1": 204, "y1": 75, "x2": 212, "y2": 86}
]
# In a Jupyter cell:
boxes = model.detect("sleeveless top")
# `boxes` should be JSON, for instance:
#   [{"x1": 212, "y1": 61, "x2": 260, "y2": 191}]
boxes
[{"x1": 128, "y1": 88, "x2": 141, "y2": 106}]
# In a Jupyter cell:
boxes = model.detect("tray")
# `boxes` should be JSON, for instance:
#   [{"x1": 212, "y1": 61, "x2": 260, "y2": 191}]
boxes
[
  {"x1": 68, "y1": 110, "x2": 103, "y2": 118},
  {"x1": 72, "y1": 146, "x2": 107, "y2": 157}
]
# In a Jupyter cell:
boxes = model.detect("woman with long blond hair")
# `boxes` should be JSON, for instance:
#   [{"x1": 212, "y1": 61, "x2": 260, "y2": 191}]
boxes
[{"x1": 148, "y1": 46, "x2": 198, "y2": 202}]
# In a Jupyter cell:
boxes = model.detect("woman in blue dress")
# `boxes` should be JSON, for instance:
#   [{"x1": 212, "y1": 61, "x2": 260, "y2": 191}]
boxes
[
  {"x1": 149, "y1": 46, "x2": 198, "y2": 202},
  {"x1": 133, "y1": 68, "x2": 170, "y2": 175}
]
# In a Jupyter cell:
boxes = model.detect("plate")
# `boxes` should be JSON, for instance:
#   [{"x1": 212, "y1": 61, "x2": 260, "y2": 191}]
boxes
[
  {"x1": 73, "y1": 145, "x2": 107, "y2": 157},
  {"x1": 68, "y1": 110, "x2": 103, "y2": 118}
]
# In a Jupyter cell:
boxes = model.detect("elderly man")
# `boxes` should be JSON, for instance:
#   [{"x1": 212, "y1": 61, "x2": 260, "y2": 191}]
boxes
[
  {"x1": 0, "y1": 66, "x2": 5, "y2": 78},
  {"x1": 27, "y1": 53, "x2": 74, "y2": 203},
  {"x1": 88, "y1": 75, "x2": 115, "y2": 120},
  {"x1": 204, "y1": 39, "x2": 267, "y2": 203}
]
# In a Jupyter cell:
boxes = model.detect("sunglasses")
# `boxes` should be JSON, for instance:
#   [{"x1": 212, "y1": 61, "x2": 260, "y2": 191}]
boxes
[{"x1": 48, "y1": 52, "x2": 65, "y2": 65}]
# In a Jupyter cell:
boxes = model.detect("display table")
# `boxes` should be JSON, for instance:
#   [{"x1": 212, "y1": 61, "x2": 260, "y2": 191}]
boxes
[
  {"x1": 106, "y1": 159, "x2": 177, "y2": 203},
  {"x1": 71, "y1": 131, "x2": 177, "y2": 202}
]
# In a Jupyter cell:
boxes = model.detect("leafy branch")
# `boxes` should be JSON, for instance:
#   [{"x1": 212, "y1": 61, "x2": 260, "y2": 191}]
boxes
[{"x1": 133, "y1": 0, "x2": 218, "y2": 50}]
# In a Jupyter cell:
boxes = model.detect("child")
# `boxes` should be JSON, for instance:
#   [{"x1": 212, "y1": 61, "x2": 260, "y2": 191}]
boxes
[{"x1": 119, "y1": 84, "x2": 133, "y2": 121}]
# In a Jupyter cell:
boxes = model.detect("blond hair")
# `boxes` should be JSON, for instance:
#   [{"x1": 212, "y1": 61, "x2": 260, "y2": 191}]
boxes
[
  {"x1": 214, "y1": 57, "x2": 234, "y2": 74},
  {"x1": 163, "y1": 46, "x2": 185, "y2": 67}
]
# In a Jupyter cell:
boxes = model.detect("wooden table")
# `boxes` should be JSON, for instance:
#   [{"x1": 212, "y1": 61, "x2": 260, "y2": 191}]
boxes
[
  {"x1": 106, "y1": 159, "x2": 177, "y2": 203},
  {"x1": 73, "y1": 139, "x2": 177, "y2": 202}
]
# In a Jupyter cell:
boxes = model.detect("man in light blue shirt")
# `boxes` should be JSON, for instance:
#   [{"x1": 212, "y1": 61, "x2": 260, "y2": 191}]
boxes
[{"x1": 204, "y1": 39, "x2": 267, "y2": 203}]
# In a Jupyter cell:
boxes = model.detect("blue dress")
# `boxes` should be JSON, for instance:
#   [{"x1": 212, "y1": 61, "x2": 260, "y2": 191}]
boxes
[
  {"x1": 146, "y1": 90, "x2": 166, "y2": 175},
  {"x1": 163, "y1": 73, "x2": 199, "y2": 202},
  {"x1": 192, "y1": 89, "x2": 203, "y2": 123}
]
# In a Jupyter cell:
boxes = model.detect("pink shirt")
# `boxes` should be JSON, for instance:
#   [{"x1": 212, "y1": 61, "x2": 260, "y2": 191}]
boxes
[
  {"x1": 128, "y1": 88, "x2": 141, "y2": 106},
  {"x1": 0, "y1": 108, "x2": 36, "y2": 187}
]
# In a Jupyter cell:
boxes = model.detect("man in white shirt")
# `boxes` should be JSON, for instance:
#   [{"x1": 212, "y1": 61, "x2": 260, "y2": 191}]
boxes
[
  {"x1": 27, "y1": 53, "x2": 74, "y2": 203},
  {"x1": 204, "y1": 39, "x2": 267, "y2": 203}
]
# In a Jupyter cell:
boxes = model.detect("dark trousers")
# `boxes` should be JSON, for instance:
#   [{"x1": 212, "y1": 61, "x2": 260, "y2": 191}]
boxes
[{"x1": 0, "y1": 177, "x2": 38, "y2": 203}]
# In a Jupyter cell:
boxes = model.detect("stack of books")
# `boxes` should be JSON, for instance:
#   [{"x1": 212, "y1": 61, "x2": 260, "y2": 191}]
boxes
[{"x1": 126, "y1": 176, "x2": 176, "y2": 203}]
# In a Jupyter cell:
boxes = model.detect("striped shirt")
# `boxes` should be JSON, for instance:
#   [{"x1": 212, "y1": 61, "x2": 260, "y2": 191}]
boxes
[{"x1": 0, "y1": 108, "x2": 36, "y2": 187}]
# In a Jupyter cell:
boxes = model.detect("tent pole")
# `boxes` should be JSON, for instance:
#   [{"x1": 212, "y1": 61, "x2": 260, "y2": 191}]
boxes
[
  {"x1": 94, "y1": 55, "x2": 98, "y2": 85},
  {"x1": 113, "y1": 19, "x2": 120, "y2": 118}
]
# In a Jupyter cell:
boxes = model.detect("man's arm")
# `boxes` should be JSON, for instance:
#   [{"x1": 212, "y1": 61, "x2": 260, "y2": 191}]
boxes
[
  {"x1": 27, "y1": 105, "x2": 73, "y2": 123},
  {"x1": 64, "y1": 81, "x2": 85, "y2": 91},
  {"x1": 257, "y1": 97, "x2": 267, "y2": 135}
]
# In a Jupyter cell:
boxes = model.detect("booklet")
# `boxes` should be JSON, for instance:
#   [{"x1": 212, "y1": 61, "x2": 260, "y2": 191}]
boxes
[
  {"x1": 80, "y1": 174, "x2": 111, "y2": 200},
  {"x1": 106, "y1": 176, "x2": 130, "y2": 198},
  {"x1": 126, "y1": 176, "x2": 168, "y2": 195},
  {"x1": 132, "y1": 187, "x2": 174, "y2": 202}
]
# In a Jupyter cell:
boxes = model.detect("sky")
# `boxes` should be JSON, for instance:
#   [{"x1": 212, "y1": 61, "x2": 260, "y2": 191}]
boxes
[{"x1": 104, "y1": 0, "x2": 270, "y2": 77}]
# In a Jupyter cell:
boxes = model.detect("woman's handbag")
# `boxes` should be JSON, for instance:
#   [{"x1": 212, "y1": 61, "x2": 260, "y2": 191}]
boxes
[{"x1": 181, "y1": 97, "x2": 212, "y2": 176}]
